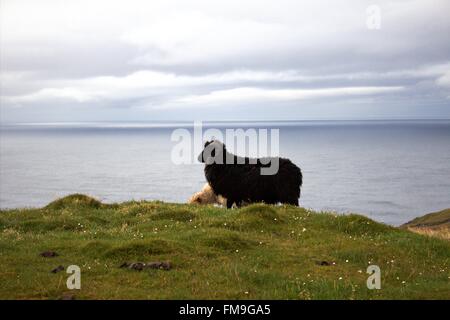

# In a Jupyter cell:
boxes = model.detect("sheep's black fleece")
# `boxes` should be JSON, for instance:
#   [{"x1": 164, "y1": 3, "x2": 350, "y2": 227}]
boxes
[{"x1": 198, "y1": 140, "x2": 302, "y2": 208}]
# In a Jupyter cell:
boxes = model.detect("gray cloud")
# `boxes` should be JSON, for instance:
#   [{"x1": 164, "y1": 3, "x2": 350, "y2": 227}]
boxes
[{"x1": 1, "y1": 0, "x2": 449, "y2": 122}]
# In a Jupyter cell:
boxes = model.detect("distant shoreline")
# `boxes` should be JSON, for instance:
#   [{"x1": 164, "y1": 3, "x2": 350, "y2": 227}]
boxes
[{"x1": 401, "y1": 209, "x2": 450, "y2": 240}]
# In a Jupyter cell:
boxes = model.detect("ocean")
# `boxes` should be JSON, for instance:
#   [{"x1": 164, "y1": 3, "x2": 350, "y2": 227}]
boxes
[{"x1": 1, "y1": 120, "x2": 449, "y2": 226}]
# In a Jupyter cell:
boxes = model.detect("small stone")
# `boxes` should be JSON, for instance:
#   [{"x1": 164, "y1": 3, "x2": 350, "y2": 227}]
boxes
[
  {"x1": 51, "y1": 265, "x2": 65, "y2": 273},
  {"x1": 129, "y1": 262, "x2": 145, "y2": 271},
  {"x1": 146, "y1": 261, "x2": 172, "y2": 271},
  {"x1": 316, "y1": 260, "x2": 330, "y2": 266},
  {"x1": 40, "y1": 251, "x2": 58, "y2": 258},
  {"x1": 119, "y1": 261, "x2": 172, "y2": 271}
]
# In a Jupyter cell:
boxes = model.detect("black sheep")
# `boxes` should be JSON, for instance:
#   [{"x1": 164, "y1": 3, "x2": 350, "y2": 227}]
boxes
[{"x1": 198, "y1": 140, "x2": 302, "y2": 208}]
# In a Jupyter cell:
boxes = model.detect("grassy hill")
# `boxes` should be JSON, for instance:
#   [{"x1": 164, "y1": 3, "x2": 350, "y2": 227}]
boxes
[
  {"x1": 0, "y1": 194, "x2": 448, "y2": 300},
  {"x1": 401, "y1": 209, "x2": 450, "y2": 240}
]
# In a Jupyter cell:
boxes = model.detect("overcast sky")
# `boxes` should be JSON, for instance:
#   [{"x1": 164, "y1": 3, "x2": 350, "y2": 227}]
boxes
[{"x1": 1, "y1": 0, "x2": 450, "y2": 122}]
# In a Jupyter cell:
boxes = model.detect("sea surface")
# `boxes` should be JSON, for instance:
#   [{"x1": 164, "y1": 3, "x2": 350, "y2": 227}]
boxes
[{"x1": 1, "y1": 120, "x2": 449, "y2": 225}]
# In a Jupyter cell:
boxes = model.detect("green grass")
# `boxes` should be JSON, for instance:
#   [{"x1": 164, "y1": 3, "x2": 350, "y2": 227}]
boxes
[{"x1": 0, "y1": 194, "x2": 449, "y2": 300}]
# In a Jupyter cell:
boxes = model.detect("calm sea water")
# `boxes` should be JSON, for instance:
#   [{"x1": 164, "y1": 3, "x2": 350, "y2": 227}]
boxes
[{"x1": 1, "y1": 120, "x2": 449, "y2": 225}]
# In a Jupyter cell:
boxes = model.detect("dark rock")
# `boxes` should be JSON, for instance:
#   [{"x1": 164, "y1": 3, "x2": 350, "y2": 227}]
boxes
[
  {"x1": 40, "y1": 251, "x2": 58, "y2": 258},
  {"x1": 129, "y1": 262, "x2": 145, "y2": 271},
  {"x1": 147, "y1": 261, "x2": 172, "y2": 270},
  {"x1": 119, "y1": 261, "x2": 172, "y2": 271},
  {"x1": 119, "y1": 262, "x2": 145, "y2": 271},
  {"x1": 51, "y1": 265, "x2": 65, "y2": 273},
  {"x1": 316, "y1": 260, "x2": 331, "y2": 266}
]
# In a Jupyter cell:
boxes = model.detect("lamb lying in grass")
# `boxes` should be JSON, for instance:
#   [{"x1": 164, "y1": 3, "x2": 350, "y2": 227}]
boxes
[{"x1": 188, "y1": 183, "x2": 227, "y2": 206}]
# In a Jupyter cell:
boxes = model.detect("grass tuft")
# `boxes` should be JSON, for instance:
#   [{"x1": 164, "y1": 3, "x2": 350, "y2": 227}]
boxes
[
  {"x1": 103, "y1": 239, "x2": 176, "y2": 260},
  {"x1": 45, "y1": 194, "x2": 103, "y2": 210},
  {"x1": 202, "y1": 232, "x2": 256, "y2": 251},
  {"x1": 150, "y1": 208, "x2": 197, "y2": 222}
]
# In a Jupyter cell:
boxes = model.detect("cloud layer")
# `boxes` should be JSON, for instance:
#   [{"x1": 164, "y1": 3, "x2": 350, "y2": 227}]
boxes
[{"x1": 1, "y1": 0, "x2": 449, "y2": 121}]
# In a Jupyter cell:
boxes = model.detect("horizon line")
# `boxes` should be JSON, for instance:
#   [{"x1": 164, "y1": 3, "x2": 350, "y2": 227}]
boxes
[{"x1": 2, "y1": 118, "x2": 450, "y2": 125}]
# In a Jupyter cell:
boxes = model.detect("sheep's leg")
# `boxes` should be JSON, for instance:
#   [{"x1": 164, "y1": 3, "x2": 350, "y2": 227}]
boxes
[{"x1": 226, "y1": 199, "x2": 234, "y2": 209}]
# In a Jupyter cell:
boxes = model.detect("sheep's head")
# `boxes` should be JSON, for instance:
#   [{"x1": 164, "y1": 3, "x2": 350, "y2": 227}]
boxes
[
  {"x1": 188, "y1": 185, "x2": 219, "y2": 205},
  {"x1": 188, "y1": 192, "x2": 205, "y2": 204},
  {"x1": 197, "y1": 140, "x2": 227, "y2": 165}
]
